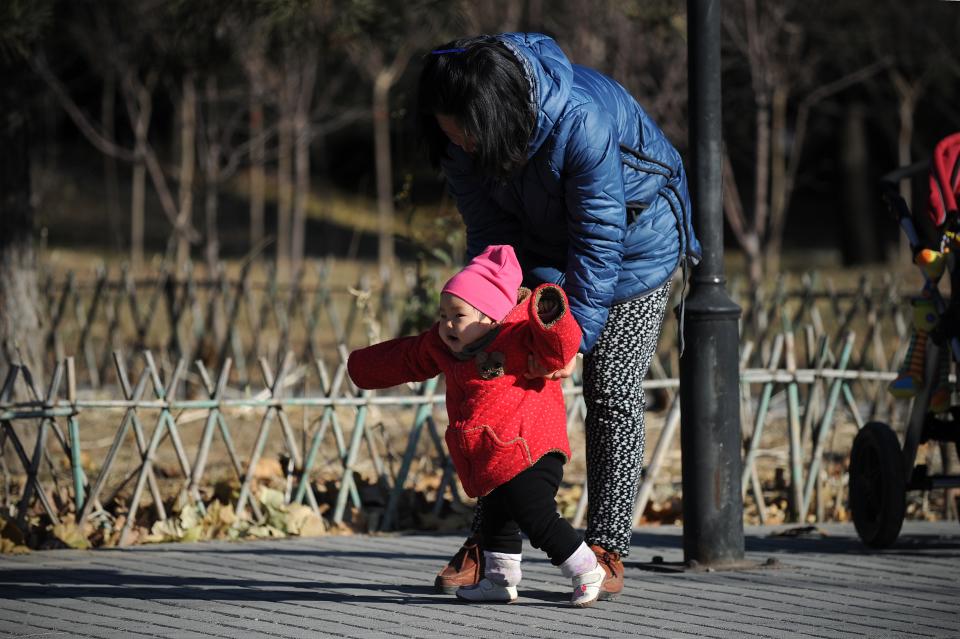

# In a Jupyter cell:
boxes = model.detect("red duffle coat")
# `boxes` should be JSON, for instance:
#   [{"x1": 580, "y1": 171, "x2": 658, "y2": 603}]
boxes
[{"x1": 347, "y1": 284, "x2": 582, "y2": 498}]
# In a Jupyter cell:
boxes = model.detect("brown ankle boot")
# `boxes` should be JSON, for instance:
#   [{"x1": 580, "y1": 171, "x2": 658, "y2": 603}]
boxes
[
  {"x1": 590, "y1": 544, "x2": 624, "y2": 599},
  {"x1": 434, "y1": 535, "x2": 484, "y2": 594}
]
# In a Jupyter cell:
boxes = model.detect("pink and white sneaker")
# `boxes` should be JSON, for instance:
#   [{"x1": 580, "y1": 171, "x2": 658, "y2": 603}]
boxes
[
  {"x1": 455, "y1": 578, "x2": 518, "y2": 603},
  {"x1": 570, "y1": 563, "x2": 606, "y2": 607}
]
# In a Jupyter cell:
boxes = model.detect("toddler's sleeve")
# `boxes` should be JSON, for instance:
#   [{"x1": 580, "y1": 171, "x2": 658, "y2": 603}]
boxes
[
  {"x1": 347, "y1": 326, "x2": 444, "y2": 389},
  {"x1": 527, "y1": 284, "x2": 583, "y2": 372}
]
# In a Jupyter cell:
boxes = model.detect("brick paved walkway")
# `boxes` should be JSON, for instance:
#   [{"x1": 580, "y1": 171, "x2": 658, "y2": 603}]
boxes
[{"x1": 1, "y1": 521, "x2": 958, "y2": 638}]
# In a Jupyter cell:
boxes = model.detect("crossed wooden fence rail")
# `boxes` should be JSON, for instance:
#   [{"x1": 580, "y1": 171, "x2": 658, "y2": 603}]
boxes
[
  {"x1": 0, "y1": 337, "x2": 924, "y2": 546},
  {"x1": 3, "y1": 265, "x2": 935, "y2": 545}
]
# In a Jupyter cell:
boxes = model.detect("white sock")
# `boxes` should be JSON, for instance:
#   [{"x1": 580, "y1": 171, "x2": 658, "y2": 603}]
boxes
[
  {"x1": 559, "y1": 542, "x2": 599, "y2": 578},
  {"x1": 484, "y1": 551, "x2": 523, "y2": 586}
]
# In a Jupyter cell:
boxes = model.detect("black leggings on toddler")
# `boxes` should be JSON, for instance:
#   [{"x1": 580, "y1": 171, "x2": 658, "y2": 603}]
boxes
[{"x1": 480, "y1": 453, "x2": 581, "y2": 565}]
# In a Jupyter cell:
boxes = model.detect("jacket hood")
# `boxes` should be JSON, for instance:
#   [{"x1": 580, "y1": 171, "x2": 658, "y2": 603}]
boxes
[{"x1": 496, "y1": 33, "x2": 573, "y2": 160}]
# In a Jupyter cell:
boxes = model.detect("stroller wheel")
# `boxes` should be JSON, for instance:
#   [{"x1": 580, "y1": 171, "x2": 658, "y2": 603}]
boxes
[{"x1": 849, "y1": 422, "x2": 906, "y2": 549}]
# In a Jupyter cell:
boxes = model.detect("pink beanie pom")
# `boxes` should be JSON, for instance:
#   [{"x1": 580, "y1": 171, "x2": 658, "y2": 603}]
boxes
[{"x1": 441, "y1": 245, "x2": 522, "y2": 322}]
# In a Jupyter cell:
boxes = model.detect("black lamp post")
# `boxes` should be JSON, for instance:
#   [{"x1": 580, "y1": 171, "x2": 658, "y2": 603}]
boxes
[{"x1": 679, "y1": 0, "x2": 746, "y2": 567}]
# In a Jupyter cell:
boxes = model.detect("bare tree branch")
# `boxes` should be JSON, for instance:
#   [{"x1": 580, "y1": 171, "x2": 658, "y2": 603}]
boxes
[
  {"x1": 786, "y1": 57, "x2": 891, "y2": 202},
  {"x1": 119, "y1": 70, "x2": 200, "y2": 243},
  {"x1": 217, "y1": 124, "x2": 280, "y2": 182},
  {"x1": 31, "y1": 55, "x2": 135, "y2": 163},
  {"x1": 311, "y1": 108, "x2": 371, "y2": 138},
  {"x1": 721, "y1": 143, "x2": 750, "y2": 250}
]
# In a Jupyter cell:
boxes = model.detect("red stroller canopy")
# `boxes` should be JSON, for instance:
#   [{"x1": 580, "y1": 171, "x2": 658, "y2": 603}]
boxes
[{"x1": 928, "y1": 132, "x2": 960, "y2": 227}]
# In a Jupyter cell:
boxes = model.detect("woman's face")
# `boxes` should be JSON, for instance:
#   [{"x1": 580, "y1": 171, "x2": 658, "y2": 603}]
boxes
[{"x1": 436, "y1": 114, "x2": 476, "y2": 154}]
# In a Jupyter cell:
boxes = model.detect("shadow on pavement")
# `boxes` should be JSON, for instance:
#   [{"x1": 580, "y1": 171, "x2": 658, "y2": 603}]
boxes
[
  {"x1": 627, "y1": 527, "x2": 960, "y2": 558},
  {"x1": 0, "y1": 569, "x2": 448, "y2": 604},
  {"x1": 0, "y1": 568, "x2": 578, "y2": 607}
]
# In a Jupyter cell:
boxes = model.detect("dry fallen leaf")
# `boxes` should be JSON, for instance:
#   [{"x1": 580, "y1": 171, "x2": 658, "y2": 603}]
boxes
[{"x1": 50, "y1": 515, "x2": 92, "y2": 550}]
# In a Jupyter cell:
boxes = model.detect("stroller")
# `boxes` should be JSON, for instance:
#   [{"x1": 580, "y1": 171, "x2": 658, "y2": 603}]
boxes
[{"x1": 849, "y1": 132, "x2": 960, "y2": 548}]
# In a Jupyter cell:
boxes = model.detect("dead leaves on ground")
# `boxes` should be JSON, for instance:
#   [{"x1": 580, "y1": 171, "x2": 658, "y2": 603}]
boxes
[
  {"x1": 0, "y1": 467, "x2": 473, "y2": 552},
  {"x1": 141, "y1": 489, "x2": 326, "y2": 544}
]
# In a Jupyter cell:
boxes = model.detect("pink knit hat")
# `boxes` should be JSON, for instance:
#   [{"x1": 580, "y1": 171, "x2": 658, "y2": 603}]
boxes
[{"x1": 441, "y1": 245, "x2": 522, "y2": 322}]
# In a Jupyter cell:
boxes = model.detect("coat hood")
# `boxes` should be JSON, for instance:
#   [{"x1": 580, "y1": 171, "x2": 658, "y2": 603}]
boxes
[{"x1": 496, "y1": 33, "x2": 573, "y2": 160}]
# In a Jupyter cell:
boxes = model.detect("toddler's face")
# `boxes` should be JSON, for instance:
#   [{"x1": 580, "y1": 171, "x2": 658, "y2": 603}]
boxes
[{"x1": 438, "y1": 293, "x2": 495, "y2": 353}]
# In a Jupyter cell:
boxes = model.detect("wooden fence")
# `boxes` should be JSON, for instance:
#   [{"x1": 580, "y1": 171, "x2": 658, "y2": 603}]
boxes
[
  {"x1": 36, "y1": 264, "x2": 915, "y2": 391},
  {"x1": 1, "y1": 263, "x2": 948, "y2": 547}
]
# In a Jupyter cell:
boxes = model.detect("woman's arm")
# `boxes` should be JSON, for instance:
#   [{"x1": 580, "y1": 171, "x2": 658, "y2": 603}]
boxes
[
  {"x1": 347, "y1": 327, "x2": 444, "y2": 389},
  {"x1": 442, "y1": 146, "x2": 522, "y2": 260},
  {"x1": 561, "y1": 104, "x2": 628, "y2": 352}
]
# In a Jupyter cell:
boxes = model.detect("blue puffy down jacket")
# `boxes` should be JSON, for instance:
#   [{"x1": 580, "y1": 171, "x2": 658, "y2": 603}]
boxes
[{"x1": 441, "y1": 32, "x2": 701, "y2": 352}]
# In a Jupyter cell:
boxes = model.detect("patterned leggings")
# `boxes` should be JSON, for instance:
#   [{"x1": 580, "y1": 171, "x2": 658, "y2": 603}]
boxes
[
  {"x1": 582, "y1": 280, "x2": 671, "y2": 555},
  {"x1": 471, "y1": 280, "x2": 671, "y2": 557}
]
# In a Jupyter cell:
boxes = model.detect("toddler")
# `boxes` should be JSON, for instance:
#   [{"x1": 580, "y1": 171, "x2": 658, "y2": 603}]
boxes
[{"x1": 347, "y1": 245, "x2": 606, "y2": 606}]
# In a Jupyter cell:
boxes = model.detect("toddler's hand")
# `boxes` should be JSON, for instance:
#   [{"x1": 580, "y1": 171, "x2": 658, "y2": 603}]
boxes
[{"x1": 537, "y1": 297, "x2": 560, "y2": 323}]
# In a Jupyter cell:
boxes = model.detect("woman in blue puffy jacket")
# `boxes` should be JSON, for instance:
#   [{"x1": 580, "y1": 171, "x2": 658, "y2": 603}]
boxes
[{"x1": 420, "y1": 33, "x2": 701, "y2": 599}]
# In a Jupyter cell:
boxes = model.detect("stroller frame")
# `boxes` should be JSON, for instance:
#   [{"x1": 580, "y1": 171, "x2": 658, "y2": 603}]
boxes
[{"x1": 848, "y1": 134, "x2": 960, "y2": 549}]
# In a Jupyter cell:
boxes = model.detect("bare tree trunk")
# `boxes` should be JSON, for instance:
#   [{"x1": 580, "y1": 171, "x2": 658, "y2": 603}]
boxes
[
  {"x1": 291, "y1": 116, "x2": 310, "y2": 273},
  {"x1": 0, "y1": 88, "x2": 42, "y2": 377},
  {"x1": 840, "y1": 103, "x2": 879, "y2": 264},
  {"x1": 752, "y1": 94, "x2": 771, "y2": 284},
  {"x1": 721, "y1": 143, "x2": 762, "y2": 285},
  {"x1": 36, "y1": 93, "x2": 59, "y2": 214},
  {"x1": 502, "y1": 1, "x2": 522, "y2": 32},
  {"x1": 745, "y1": 234, "x2": 763, "y2": 286},
  {"x1": 130, "y1": 80, "x2": 152, "y2": 271},
  {"x1": 249, "y1": 84, "x2": 266, "y2": 253},
  {"x1": 893, "y1": 72, "x2": 919, "y2": 266},
  {"x1": 36, "y1": 60, "x2": 193, "y2": 266},
  {"x1": 291, "y1": 55, "x2": 317, "y2": 273},
  {"x1": 464, "y1": 1, "x2": 521, "y2": 33},
  {"x1": 204, "y1": 75, "x2": 221, "y2": 273},
  {"x1": 102, "y1": 73, "x2": 122, "y2": 252},
  {"x1": 610, "y1": 1, "x2": 631, "y2": 85},
  {"x1": 276, "y1": 73, "x2": 294, "y2": 279},
  {"x1": 277, "y1": 121, "x2": 293, "y2": 275},
  {"x1": 766, "y1": 85, "x2": 788, "y2": 277},
  {"x1": 131, "y1": 152, "x2": 146, "y2": 269},
  {"x1": 176, "y1": 74, "x2": 197, "y2": 272},
  {"x1": 346, "y1": 37, "x2": 415, "y2": 279},
  {"x1": 373, "y1": 71, "x2": 395, "y2": 278}
]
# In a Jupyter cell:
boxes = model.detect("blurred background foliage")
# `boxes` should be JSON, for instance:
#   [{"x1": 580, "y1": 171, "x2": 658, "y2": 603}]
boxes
[
  {"x1": 2, "y1": 0, "x2": 960, "y2": 369},
  {"x1": 8, "y1": 0, "x2": 960, "y2": 263}
]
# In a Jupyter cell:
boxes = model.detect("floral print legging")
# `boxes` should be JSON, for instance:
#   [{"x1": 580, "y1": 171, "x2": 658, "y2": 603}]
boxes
[{"x1": 471, "y1": 280, "x2": 672, "y2": 557}]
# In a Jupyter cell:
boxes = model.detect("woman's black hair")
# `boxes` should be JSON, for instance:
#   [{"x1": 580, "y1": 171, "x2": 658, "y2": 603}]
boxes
[{"x1": 417, "y1": 36, "x2": 535, "y2": 179}]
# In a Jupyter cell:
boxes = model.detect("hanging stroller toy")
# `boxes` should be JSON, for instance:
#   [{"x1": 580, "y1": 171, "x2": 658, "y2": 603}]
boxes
[{"x1": 849, "y1": 132, "x2": 960, "y2": 548}]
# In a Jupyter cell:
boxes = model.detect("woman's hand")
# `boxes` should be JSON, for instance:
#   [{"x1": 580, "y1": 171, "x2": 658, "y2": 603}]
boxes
[{"x1": 524, "y1": 353, "x2": 577, "y2": 380}]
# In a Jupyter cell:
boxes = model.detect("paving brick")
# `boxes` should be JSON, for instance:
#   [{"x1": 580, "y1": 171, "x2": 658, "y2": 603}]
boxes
[{"x1": 0, "y1": 521, "x2": 958, "y2": 638}]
